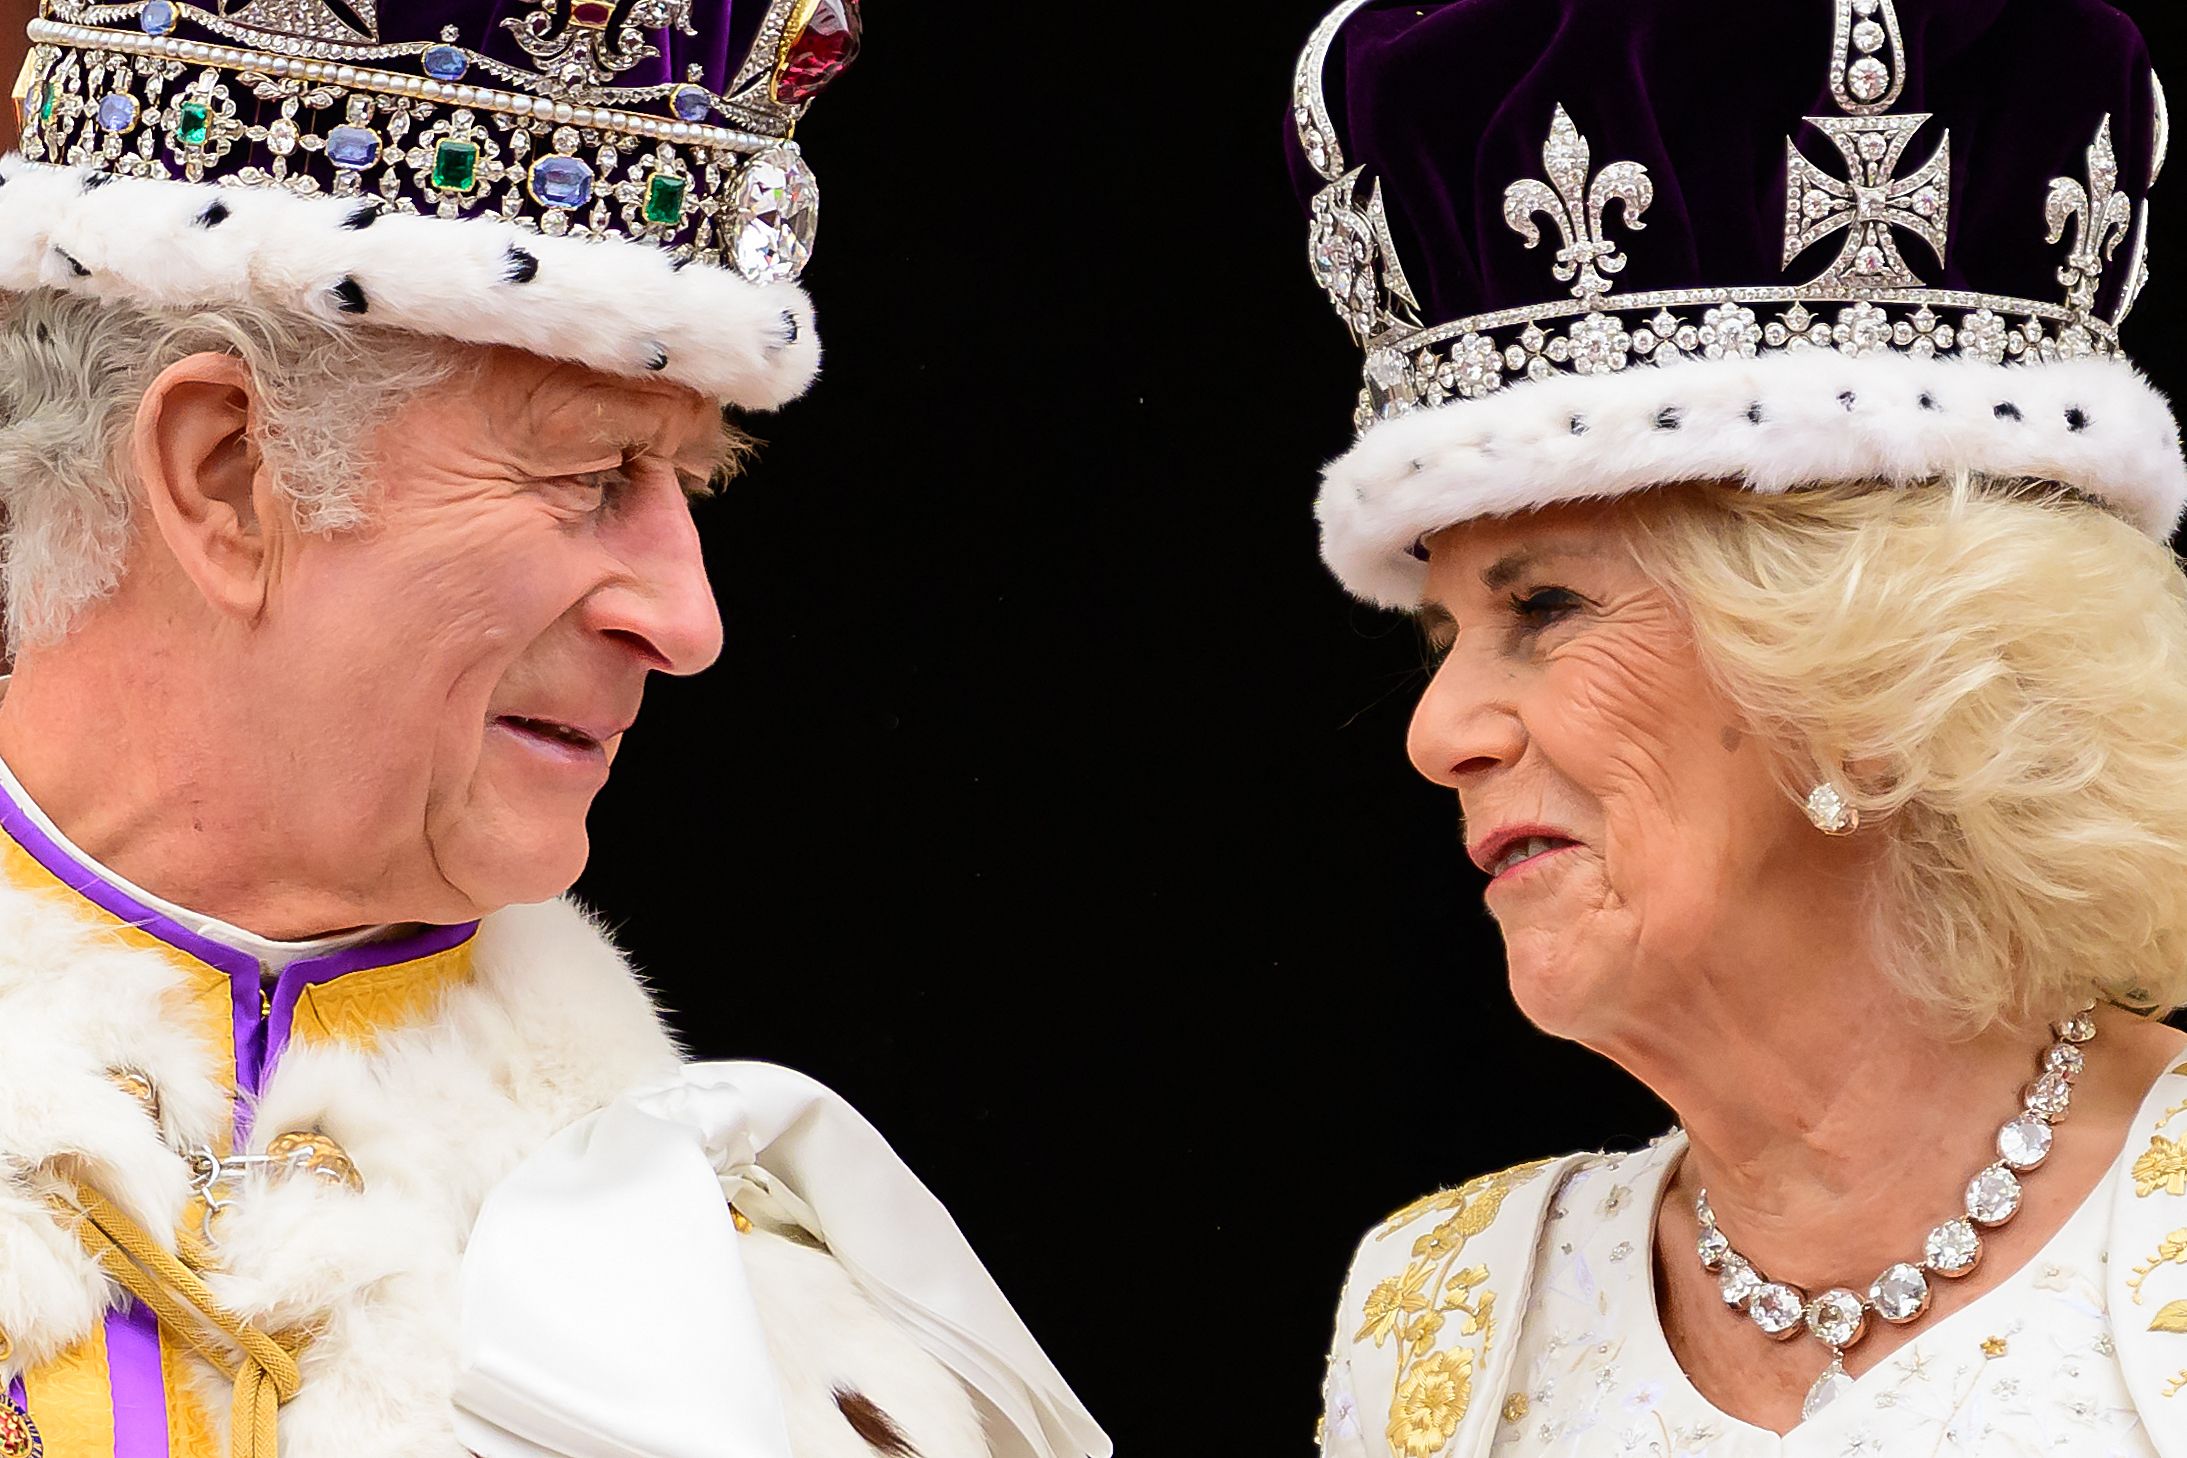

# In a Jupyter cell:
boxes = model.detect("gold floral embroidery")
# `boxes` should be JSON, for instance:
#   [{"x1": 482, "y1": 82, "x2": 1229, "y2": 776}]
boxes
[
  {"x1": 1500, "y1": 1393, "x2": 1528, "y2": 1424},
  {"x1": 2129, "y1": 1227, "x2": 2187, "y2": 1304},
  {"x1": 2152, "y1": 1300, "x2": 2187, "y2": 1334},
  {"x1": 1361, "y1": 1162, "x2": 1549, "y2": 1457},
  {"x1": 2134, "y1": 1135, "x2": 2187, "y2": 1198},
  {"x1": 1980, "y1": 1335, "x2": 2008, "y2": 1358},
  {"x1": 1387, "y1": 1349, "x2": 1473, "y2": 1458}
]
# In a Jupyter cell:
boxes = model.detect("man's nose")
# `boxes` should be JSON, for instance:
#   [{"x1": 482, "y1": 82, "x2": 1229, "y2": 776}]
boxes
[{"x1": 584, "y1": 478, "x2": 725, "y2": 674}]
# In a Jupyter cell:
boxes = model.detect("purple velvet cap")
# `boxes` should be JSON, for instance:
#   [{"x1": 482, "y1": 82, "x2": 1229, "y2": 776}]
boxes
[{"x1": 1287, "y1": 0, "x2": 2161, "y2": 350}]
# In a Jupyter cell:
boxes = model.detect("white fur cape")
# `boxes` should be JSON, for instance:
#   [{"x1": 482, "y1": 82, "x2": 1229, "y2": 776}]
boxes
[{"x1": 0, "y1": 873, "x2": 984, "y2": 1458}]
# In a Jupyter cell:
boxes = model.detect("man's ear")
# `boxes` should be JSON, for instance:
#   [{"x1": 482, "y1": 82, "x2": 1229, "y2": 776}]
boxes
[{"x1": 132, "y1": 352, "x2": 286, "y2": 621}]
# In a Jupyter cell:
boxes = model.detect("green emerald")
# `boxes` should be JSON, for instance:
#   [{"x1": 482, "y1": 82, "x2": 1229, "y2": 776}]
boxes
[
  {"x1": 39, "y1": 85, "x2": 53, "y2": 122},
  {"x1": 431, "y1": 138, "x2": 478, "y2": 192},
  {"x1": 642, "y1": 171, "x2": 686, "y2": 226},
  {"x1": 176, "y1": 100, "x2": 208, "y2": 146}
]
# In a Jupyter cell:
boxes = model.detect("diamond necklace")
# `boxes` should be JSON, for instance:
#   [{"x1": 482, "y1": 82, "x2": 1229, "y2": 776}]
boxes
[{"x1": 1690, "y1": 1003, "x2": 2097, "y2": 1420}]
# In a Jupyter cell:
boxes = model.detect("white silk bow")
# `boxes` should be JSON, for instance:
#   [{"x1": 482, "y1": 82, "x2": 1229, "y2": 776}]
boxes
[{"x1": 452, "y1": 1061, "x2": 1110, "y2": 1458}]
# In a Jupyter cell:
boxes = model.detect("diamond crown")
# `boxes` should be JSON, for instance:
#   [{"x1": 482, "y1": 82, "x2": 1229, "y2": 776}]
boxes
[
  {"x1": 12, "y1": 0, "x2": 861, "y2": 283},
  {"x1": 1294, "y1": 0, "x2": 2166, "y2": 432}
]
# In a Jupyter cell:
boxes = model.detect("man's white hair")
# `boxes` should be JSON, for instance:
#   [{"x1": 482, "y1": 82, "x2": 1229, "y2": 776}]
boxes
[{"x1": 0, "y1": 288, "x2": 457, "y2": 648}]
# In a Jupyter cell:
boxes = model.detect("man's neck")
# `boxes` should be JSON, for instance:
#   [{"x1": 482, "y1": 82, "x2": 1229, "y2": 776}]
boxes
[{"x1": 0, "y1": 652, "x2": 391, "y2": 941}]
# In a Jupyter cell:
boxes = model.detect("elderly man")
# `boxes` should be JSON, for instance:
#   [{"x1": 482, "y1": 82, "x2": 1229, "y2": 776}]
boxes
[{"x1": 0, "y1": 1, "x2": 1104, "y2": 1457}]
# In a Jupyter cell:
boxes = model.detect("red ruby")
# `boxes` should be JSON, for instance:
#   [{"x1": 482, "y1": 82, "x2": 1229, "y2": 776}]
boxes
[
  {"x1": 569, "y1": 0, "x2": 613, "y2": 27},
  {"x1": 772, "y1": 0, "x2": 860, "y2": 105}
]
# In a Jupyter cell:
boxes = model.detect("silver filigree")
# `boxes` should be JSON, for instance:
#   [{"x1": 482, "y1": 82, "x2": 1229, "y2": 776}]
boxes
[
  {"x1": 1502, "y1": 104, "x2": 1653, "y2": 303},
  {"x1": 21, "y1": 31, "x2": 806, "y2": 281},
  {"x1": 1828, "y1": 0, "x2": 1905, "y2": 114},
  {"x1": 1354, "y1": 293, "x2": 2116, "y2": 426},
  {"x1": 1290, "y1": 0, "x2": 1371, "y2": 186},
  {"x1": 500, "y1": 0, "x2": 695, "y2": 92},
  {"x1": 1308, "y1": 168, "x2": 1419, "y2": 345},
  {"x1": 2047, "y1": 115, "x2": 2135, "y2": 320},
  {"x1": 1784, "y1": 112, "x2": 1949, "y2": 288}
]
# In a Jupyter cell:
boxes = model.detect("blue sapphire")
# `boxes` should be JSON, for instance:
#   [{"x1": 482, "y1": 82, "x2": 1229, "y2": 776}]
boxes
[
  {"x1": 529, "y1": 154, "x2": 594, "y2": 210},
  {"x1": 325, "y1": 125, "x2": 380, "y2": 169},
  {"x1": 670, "y1": 85, "x2": 710, "y2": 122},
  {"x1": 421, "y1": 44, "x2": 468, "y2": 81},
  {"x1": 96, "y1": 93, "x2": 138, "y2": 132},
  {"x1": 138, "y1": 0, "x2": 176, "y2": 34}
]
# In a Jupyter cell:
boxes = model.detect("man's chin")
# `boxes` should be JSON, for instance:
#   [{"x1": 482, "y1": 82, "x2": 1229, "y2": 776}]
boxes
[{"x1": 440, "y1": 824, "x2": 591, "y2": 916}]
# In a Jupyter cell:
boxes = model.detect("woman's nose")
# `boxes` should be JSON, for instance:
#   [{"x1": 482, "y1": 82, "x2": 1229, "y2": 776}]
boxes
[{"x1": 1407, "y1": 647, "x2": 1526, "y2": 788}]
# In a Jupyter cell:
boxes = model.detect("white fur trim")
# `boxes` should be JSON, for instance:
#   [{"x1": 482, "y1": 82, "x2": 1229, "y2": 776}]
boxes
[
  {"x1": 0, "y1": 884, "x2": 984, "y2": 1457},
  {"x1": 0, "y1": 156, "x2": 821, "y2": 408},
  {"x1": 1318, "y1": 350, "x2": 2187, "y2": 608}
]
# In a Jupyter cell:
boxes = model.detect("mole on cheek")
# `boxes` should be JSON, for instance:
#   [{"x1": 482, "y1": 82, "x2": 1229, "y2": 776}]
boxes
[{"x1": 1718, "y1": 725, "x2": 1743, "y2": 752}]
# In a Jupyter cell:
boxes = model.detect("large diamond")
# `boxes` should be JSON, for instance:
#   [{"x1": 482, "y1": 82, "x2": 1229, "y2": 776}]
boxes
[
  {"x1": 1697, "y1": 1225, "x2": 1730, "y2": 1270},
  {"x1": 1869, "y1": 1261, "x2": 1930, "y2": 1322},
  {"x1": 1749, "y1": 1282, "x2": 1806, "y2": 1337},
  {"x1": 772, "y1": 0, "x2": 861, "y2": 105},
  {"x1": 1997, "y1": 1113, "x2": 2054, "y2": 1170},
  {"x1": 1719, "y1": 1255, "x2": 1762, "y2": 1307},
  {"x1": 730, "y1": 147, "x2": 817, "y2": 283},
  {"x1": 1806, "y1": 1288, "x2": 1865, "y2": 1347},
  {"x1": 2026, "y1": 1070, "x2": 2073, "y2": 1119},
  {"x1": 2054, "y1": 1009, "x2": 2097, "y2": 1043},
  {"x1": 1847, "y1": 57, "x2": 1889, "y2": 101},
  {"x1": 2044, "y1": 1042, "x2": 2085, "y2": 1077},
  {"x1": 1924, "y1": 1217, "x2": 1981, "y2": 1275},
  {"x1": 1966, "y1": 1163, "x2": 2022, "y2": 1225}
]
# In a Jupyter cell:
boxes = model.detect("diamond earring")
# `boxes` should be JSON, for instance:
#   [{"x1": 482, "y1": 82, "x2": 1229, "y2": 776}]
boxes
[{"x1": 1804, "y1": 782, "x2": 1860, "y2": 835}]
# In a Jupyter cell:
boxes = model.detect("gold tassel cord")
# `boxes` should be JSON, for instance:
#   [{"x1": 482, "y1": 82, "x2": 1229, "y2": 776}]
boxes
[{"x1": 48, "y1": 1181, "x2": 309, "y2": 1458}]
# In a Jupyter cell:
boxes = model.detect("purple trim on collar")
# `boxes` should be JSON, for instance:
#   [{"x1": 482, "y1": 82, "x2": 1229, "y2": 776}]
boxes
[
  {"x1": 0, "y1": 782, "x2": 261, "y2": 983},
  {"x1": 262, "y1": 920, "x2": 480, "y2": 1077},
  {"x1": 5, "y1": 1374, "x2": 24, "y2": 1417},
  {"x1": 0, "y1": 769, "x2": 478, "y2": 1137},
  {"x1": 106, "y1": 1302, "x2": 168, "y2": 1458}
]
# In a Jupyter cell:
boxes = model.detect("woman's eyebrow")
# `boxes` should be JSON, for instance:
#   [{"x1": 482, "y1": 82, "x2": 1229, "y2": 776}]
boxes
[{"x1": 1480, "y1": 549, "x2": 1538, "y2": 591}]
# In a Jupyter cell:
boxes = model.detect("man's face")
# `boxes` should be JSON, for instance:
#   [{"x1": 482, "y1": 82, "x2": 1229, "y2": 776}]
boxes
[{"x1": 265, "y1": 347, "x2": 728, "y2": 919}]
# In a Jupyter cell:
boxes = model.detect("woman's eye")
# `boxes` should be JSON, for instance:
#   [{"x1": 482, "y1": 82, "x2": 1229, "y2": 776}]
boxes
[{"x1": 1510, "y1": 586, "x2": 1581, "y2": 625}]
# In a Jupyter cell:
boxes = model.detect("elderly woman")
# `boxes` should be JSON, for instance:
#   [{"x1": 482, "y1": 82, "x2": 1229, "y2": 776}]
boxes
[
  {"x1": 1291, "y1": 1, "x2": 2187, "y2": 1454},
  {"x1": 0, "y1": 1, "x2": 1107, "y2": 1456}
]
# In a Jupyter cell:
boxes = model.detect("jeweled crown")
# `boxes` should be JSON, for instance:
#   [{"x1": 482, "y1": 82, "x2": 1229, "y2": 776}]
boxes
[
  {"x1": 11, "y1": 0, "x2": 860, "y2": 280},
  {"x1": 1289, "y1": 0, "x2": 2166, "y2": 431}
]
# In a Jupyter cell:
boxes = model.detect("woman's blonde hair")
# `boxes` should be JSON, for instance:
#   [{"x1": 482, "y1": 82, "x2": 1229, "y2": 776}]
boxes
[{"x1": 1624, "y1": 474, "x2": 2187, "y2": 1031}]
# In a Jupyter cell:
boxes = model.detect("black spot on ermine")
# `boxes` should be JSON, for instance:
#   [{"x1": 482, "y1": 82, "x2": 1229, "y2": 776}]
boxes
[
  {"x1": 329, "y1": 276, "x2": 368, "y2": 314},
  {"x1": 504, "y1": 246, "x2": 538, "y2": 284}
]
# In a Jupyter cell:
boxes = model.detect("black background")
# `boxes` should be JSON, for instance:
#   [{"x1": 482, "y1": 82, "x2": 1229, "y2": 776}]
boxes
[{"x1": 574, "y1": 5, "x2": 2187, "y2": 1452}]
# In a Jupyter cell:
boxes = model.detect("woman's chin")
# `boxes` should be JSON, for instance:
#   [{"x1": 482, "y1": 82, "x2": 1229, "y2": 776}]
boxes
[{"x1": 1501, "y1": 944, "x2": 1612, "y2": 1041}]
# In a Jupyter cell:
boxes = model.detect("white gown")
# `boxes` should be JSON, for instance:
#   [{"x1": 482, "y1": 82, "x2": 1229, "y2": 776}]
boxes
[
  {"x1": 1488, "y1": 1130, "x2": 2152, "y2": 1456},
  {"x1": 1318, "y1": 1060, "x2": 2187, "y2": 1458}
]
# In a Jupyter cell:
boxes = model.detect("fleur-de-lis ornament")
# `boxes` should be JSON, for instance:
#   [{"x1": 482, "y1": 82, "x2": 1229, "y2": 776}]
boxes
[
  {"x1": 1501, "y1": 104, "x2": 1655, "y2": 302},
  {"x1": 2047, "y1": 116, "x2": 2136, "y2": 320}
]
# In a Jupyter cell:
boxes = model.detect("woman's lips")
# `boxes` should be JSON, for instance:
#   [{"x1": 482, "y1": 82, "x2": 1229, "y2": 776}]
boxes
[{"x1": 1485, "y1": 841, "x2": 1581, "y2": 890}]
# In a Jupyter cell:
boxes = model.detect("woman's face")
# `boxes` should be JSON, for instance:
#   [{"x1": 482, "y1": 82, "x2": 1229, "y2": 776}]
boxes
[{"x1": 1408, "y1": 500, "x2": 1852, "y2": 1043}]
